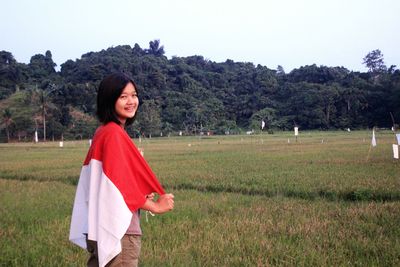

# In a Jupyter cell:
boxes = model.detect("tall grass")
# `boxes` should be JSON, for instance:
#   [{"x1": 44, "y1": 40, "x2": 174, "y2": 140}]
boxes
[{"x1": 0, "y1": 130, "x2": 399, "y2": 266}]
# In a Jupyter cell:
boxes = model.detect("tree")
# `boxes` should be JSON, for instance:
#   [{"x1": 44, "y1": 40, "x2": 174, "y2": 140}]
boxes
[
  {"x1": 146, "y1": 40, "x2": 165, "y2": 56},
  {"x1": 287, "y1": 64, "x2": 348, "y2": 84},
  {"x1": 363, "y1": 49, "x2": 387, "y2": 73},
  {"x1": 32, "y1": 85, "x2": 58, "y2": 141},
  {"x1": 319, "y1": 84, "x2": 339, "y2": 128},
  {"x1": 250, "y1": 107, "x2": 277, "y2": 130},
  {"x1": 1, "y1": 108, "x2": 13, "y2": 142},
  {"x1": 276, "y1": 65, "x2": 285, "y2": 76},
  {"x1": 3, "y1": 39, "x2": 400, "y2": 142},
  {"x1": 0, "y1": 51, "x2": 21, "y2": 99},
  {"x1": 132, "y1": 43, "x2": 145, "y2": 57},
  {"x1": 135, "y1": 99, "x2": 162, "y2": 137}
]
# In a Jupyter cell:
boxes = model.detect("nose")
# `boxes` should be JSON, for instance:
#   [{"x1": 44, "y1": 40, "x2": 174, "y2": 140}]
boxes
[{"x1": 127, "y1": 96, "x2": 135, "y2": 104}]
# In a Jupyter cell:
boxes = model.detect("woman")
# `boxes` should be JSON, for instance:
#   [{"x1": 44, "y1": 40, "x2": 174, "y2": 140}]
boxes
[{"x1": 69, "y1": 72, "x2": 174, "y2": 267}]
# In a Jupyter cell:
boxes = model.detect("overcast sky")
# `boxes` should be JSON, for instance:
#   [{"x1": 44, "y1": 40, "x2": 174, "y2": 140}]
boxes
[{"x1": 1, "y1": 0, "x2": 399, "y2": 72}]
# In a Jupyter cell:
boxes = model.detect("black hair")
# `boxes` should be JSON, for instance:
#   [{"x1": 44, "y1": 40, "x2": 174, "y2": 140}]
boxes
[{"x1": 96, "y1": 72, "x2": 139, "y2": 126}]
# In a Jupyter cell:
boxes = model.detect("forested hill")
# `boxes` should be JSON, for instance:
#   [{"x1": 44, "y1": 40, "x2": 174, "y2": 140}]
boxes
[{"x1": 0, "y1": 40, "x2": 399, "y2": 142}]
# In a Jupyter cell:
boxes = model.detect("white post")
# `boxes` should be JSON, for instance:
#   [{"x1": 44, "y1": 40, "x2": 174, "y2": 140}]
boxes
[
  {"x1": 393, "y1": 144, "x2": 399, "y2": 159},
  {"x1": 371, "y1": 129, "x2": 377, "y2": 147}
]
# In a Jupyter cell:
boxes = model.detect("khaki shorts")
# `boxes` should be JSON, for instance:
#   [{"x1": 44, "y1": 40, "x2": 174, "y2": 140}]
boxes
[{"x1": 86, "y1": 234, "x2": 141, "y2": 267}]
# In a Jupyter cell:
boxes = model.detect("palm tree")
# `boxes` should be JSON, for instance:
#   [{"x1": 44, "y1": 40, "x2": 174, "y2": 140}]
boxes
[
  {"x1": 146, "y1": 40, "x2": 165, "y2": 56},
  {"x1": 34, "y1": 84, "x2": 57, "y2": 141}
]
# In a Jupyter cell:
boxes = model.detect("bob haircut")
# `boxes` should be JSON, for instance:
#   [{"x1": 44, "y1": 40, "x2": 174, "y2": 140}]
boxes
[{"x1": 96, "y1": 72, "x2": 139, "y2": 126}]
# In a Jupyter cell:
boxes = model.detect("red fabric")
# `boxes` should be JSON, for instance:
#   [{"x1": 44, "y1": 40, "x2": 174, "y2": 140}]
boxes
[{"x1": 84, "y1": 122, "x2": 165, "y2": 211}]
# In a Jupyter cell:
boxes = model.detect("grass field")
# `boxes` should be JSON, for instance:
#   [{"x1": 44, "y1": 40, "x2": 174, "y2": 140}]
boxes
[{"x1": 0, "y1": 130, "x2": 399, "y2": 266}]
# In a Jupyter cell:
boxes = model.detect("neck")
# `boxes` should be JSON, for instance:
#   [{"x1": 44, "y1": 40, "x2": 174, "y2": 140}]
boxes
[{"x1": 117, "y1": 119, "x2": 126, "y2": 128}]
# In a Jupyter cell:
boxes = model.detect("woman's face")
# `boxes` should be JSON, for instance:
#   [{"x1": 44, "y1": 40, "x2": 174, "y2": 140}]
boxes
[{"x1": 114, "y1": 82, "x2": 139, "y2": 125}]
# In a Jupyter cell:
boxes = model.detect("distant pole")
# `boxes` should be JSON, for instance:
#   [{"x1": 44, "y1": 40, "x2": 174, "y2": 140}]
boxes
[
  {"x1": 366, "y1": 145, "x2": 372, "y2": 162},
  {"x1": 35, "y1": 130, "x2": 39, "y2": 143},
  {"x1": 294, "y1": 126, "x2": 299, "y2": 142},
  {"x1": 59, "y1": 133, "x2": 64, "y2": 148},
  {"x1": 43, "y1": 107, "x2": 46, "y2": 141},
  {"x1": 366, "y1": 127, "x2": 376, "y2": 162},
  {"x1": 390, "y1": 112, "x2": 396, "y2": 131},
  {"x1": 390, "y1": 112, "x2": 398, "y2": 144},
  {"x1": 393, "y1": 144, "x2": 399, "y2": 159}
]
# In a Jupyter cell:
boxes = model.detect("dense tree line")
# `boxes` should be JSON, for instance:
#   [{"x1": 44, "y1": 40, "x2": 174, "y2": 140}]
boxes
[{"x1": 0, "y1": 41, "x2": 399, "y2": 142}]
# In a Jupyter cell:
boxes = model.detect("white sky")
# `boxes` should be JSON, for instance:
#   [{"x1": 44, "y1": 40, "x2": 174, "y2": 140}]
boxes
[{"x1": 1, "y1": 0, "x2": 399, "y2": 72}]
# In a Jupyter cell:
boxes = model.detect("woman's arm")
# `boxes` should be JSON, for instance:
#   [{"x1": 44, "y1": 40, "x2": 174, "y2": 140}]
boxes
[{"x1": 141, "y1": 193, "x2": 174, "y2": 214}]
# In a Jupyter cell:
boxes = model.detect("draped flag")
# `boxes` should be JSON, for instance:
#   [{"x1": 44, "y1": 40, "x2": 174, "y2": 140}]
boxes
[
  {"x1": 69, "y1": 122, "x2": 165, "y2": 267},
  {"x1": 371, "y1": 129, "x2": 377, "y2": 147},
  {"x1": 261, "y1": 120, "x2": 265, "y2": 130}
]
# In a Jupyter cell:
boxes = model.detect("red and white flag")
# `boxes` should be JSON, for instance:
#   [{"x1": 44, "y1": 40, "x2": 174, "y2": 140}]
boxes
[{"x1": 69, "y1": 122, "x2": 165, "y2": 267}]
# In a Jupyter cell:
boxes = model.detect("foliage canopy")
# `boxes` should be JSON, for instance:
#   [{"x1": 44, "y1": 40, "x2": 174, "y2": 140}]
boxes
[{"x1": 0, "y1": 42, "x2": 399, "y2": 142}]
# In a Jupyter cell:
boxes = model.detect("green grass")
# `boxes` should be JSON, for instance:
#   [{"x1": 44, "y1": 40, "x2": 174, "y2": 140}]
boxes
[{"x1": 0, "y1": 130, "x2": 399, "y2": 266}]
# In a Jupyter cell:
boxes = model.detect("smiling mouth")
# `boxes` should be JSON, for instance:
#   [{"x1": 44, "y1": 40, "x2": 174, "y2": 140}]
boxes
[{"x1": 125, "y1": 106, "x2": 136, "y2": 111}]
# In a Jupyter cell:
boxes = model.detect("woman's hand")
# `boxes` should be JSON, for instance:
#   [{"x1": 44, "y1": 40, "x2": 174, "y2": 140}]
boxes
[
  {"x1": 156, "y1": 193, "x2": 174, "y2": 213},
  {"x1": 146, "y1": 193, "x2": 155, "y2": 200},
  {"x1": 142, "y1": 193, "x2": 174, "y2": 214}
]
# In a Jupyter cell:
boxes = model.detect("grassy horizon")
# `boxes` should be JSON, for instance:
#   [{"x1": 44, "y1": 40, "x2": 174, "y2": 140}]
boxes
[{"x1": 1, "y1": 130, "x2": 399, "y2": 266}]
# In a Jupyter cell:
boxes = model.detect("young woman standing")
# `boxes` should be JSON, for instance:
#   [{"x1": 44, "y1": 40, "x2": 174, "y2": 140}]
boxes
[{"x1": 69, "y1": 72, "x2": 174, "y2": 267}]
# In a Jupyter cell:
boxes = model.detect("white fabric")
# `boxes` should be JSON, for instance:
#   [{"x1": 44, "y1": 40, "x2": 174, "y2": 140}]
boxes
[{"x1": 69, "y1": 159, "x2": 132, "y2": 267}]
